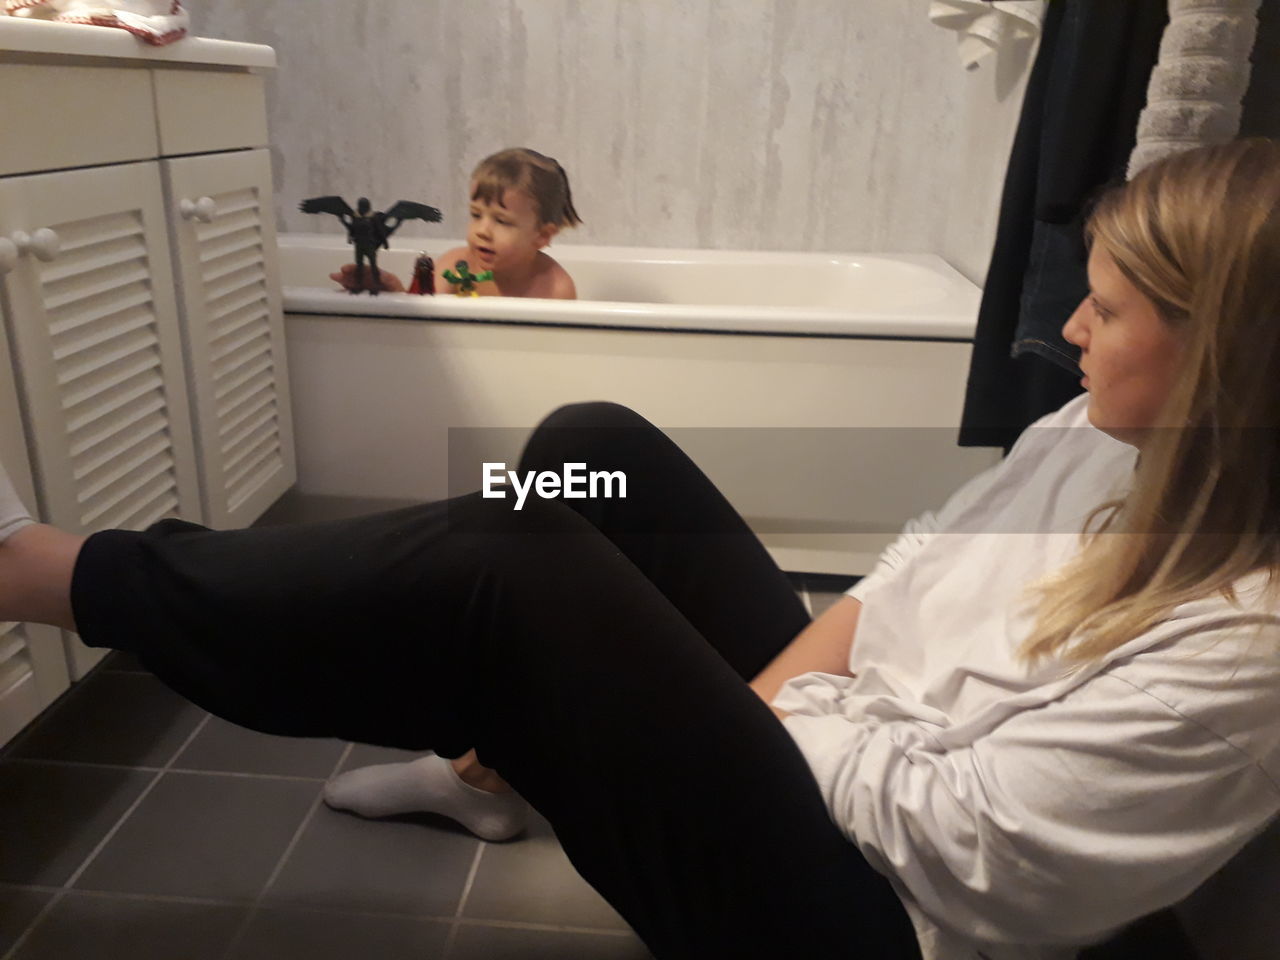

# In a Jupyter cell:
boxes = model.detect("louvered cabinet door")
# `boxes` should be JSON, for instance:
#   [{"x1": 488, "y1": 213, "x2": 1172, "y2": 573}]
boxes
[
  {"x1": 0, "y1": 621, "x2": 69, "y2": 745},
  {"x1": 0, "y1": 161, "x2": 202, "y2": 540},
  {"x1": 163, "y1": 149, "x2": 296, "y2": 529},
  {"x1": 0, "y1": 299, "x2": 70, "y2": 744}
]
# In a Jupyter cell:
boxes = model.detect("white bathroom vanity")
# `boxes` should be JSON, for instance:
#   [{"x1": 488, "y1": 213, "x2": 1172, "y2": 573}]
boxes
[{"x1": 0, "y1": 19, "x2": 294, "y2": 739}]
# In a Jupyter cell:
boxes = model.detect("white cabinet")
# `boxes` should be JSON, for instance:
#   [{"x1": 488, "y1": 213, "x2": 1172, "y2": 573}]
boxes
[
  {"x1": 0, "y1": 298, "x2": 70, "y2": 741},
  {"x1": 0, "y1": 61, "x2": 157, "y2": 176},
  {"x1": 164, "y1": 149, "x2": 295, "y2": 528},
  {"x1": 0, "y1": 161, "x2": 202, "y2": 535},
  {"x1": 0, "y1": 26, "x2": 291, "y2": 691}
]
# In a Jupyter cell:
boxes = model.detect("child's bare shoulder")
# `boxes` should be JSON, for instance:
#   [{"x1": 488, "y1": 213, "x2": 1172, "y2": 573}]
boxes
[
  {"x1": 437, "y1": 247, "x2": 471, "y2": 272},
  {"x1": 537, "y1": 252, "x2": 577, "y2": 300}
]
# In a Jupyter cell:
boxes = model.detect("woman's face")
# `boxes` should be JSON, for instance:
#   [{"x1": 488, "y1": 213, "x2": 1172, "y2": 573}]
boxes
[{"x1": 1061, "y1": 248, "x2": 1187, "y2": 444}]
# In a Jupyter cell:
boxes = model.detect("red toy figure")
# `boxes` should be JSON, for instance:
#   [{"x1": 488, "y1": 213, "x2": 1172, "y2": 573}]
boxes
[{"x1": 408, "y1": 252, "x2": 435, "y2": 295}]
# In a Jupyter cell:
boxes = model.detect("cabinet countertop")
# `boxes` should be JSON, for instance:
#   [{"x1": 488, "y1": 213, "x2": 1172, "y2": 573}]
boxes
[{"x1": 0, "y1": 16, "x2": 273, "y2": 68}]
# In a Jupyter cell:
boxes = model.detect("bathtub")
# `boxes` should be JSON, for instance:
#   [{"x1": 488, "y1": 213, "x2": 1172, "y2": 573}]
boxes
[{"x1": 279, "y1": 234, "x2": 999, "y2": 576}]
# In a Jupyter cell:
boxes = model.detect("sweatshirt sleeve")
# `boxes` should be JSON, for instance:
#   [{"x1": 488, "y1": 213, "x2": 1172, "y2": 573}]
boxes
[{"x1": 778, "y1": 625, "x2": 1280, "y2": 946}]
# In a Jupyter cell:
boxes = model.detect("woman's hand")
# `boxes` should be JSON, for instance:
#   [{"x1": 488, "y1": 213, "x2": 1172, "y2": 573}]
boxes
[
  {"x1": 749, "y1": 595, "x2": 861, "y2": 709},
  {"x1": 329, "y1": 263, "x2": 406, "y2": 293}
]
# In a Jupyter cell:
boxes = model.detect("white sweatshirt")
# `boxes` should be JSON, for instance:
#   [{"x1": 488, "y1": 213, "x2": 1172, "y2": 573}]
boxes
[{"x1": 774, "y1": 395, "x2": 1280, "y2": 960}]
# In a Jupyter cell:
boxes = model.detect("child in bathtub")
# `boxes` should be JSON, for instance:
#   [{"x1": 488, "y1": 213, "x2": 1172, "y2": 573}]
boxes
[{"x1": 330, "y1": 148, "x2": 581, "y2": 299}]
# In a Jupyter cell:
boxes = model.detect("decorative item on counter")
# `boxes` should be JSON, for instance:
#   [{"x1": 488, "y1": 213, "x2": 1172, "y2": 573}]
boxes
[
  {"x1": 442, "y1": 260, "x2": 492, "y2": 297},
  {"x1": 4, "y1": 0, "x2": 190, "y2": 46},
  {"x1": 2, "y1": 0, "x2": 50, "y2": 15},
  {"x1": 298, "y1": 195, "x2": 442, "y2": 296},
  {"x1": 407, "y1": 252, "x2": 435, "y2": 295}
]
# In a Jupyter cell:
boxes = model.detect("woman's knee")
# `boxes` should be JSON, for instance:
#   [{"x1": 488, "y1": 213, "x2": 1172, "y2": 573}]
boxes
[
  {"x1": 447, "y1": 489, "x2": 592, "y2": 539},
  {"x1": 522, "y1": 402, "x2": 666, "y2": 474},
  {"x1": 535, "y1": 401, "x2": 651, "y2": 433}
]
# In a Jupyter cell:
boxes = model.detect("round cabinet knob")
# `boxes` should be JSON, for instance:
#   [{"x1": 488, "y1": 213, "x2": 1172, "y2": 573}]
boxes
[
  {"x1": 180, "y1": 196, "x2": 217, "y2": 223},
  {"x1": 0, "y1": 237, "x2": 17, "y2": 275},
  {"x1": 11, "y1": 228, "x2": 61, "y2": 262}
]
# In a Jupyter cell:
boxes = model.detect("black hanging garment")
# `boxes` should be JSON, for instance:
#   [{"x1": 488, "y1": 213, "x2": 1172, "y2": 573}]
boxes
[
  {"x1": 1240, "y1": 0, "x2": 1279, "y2": 138},
  {"x1": 958, "y1": 0, "x2": 1170, "y2": 450}
]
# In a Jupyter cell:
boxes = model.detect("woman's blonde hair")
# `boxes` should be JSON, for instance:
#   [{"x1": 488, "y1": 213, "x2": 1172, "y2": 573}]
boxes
[
  {"x1": 471, "y1": 148, "x2": 583, "y2": 229},
  {"x1": 1022, "y1": 138, "x2": 1280, "y2": 665}
]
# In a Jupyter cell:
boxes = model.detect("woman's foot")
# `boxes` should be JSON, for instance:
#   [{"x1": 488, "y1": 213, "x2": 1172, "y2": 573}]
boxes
[{"x1": 323, "y1": 754, "x2": 530, "y2": 841}]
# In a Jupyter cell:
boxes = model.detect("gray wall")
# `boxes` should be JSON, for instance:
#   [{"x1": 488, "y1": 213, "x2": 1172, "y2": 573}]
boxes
[{"x1": 192, "y1": 0, "x2": 1034, "y2": 284}]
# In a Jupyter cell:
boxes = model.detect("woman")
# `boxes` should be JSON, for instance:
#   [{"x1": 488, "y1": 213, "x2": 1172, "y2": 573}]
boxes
[{"x1": 1, "y1": 139, "x2": 1277, "y2": 960}]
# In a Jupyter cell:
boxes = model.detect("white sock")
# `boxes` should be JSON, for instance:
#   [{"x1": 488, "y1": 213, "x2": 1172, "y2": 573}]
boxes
[
  {"x1": 323, "y1": 754, "x2": 530, "y2": 841},
  {"x1": 0, "y1": 460, "x2": 35, "y2": 543}
]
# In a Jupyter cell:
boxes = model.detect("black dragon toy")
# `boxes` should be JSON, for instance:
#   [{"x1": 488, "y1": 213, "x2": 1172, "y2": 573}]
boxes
[{"x1": 299, "y1": 196, "x2": 442, "y2": 294}]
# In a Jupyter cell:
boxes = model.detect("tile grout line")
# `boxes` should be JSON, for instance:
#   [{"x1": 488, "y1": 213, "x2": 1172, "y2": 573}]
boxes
[
  {"x1": 4, "y1": 887, "x2": 254, "y2": 907},
  {"x1": 2, "y1": 758, "x2": 162, "y2": 772},
  {"x1": 166, "y1": 766, "x2": 330, "y2": 782},
  {"x1": 452, "y1": 916, "x2": 641, "y2": 935},
  {"x1": 0, "y1": 883, "x2": 471, "y2": 920},
  {"x1": 0, "y1": 713, "x2": 213, "y2": 960},
  {"x1": 4, "y1": 715, "x2": 644, "y2": 957},
  {"x1": 453, "y1": 841, "x2": 486, "y2": 917},
  {"x1": 259, "y1": 739, "x2": 356, "y2": 893},
  {"x1": 441, "y1": 842, "x2": 488, "y2": 960},
  {"x1": 61, "y1": 713, "x2": 213, "y2": 889},
  {"x1": 0, "y1": 891, "x2": 65, "y2": 960},
  {"x1": 3, "y1": 756, "x2": 334, "y2": 782},
  {"x1": 0, "y1": 881, "x2": 640, "y2": 933},
  {"x1": 215, "y1": 741, "x2": 356, "y2": 960},
  {"x1": 0, "y1": 875, "x2": 637, "y2": 960},
  {"x1": 0, "y1": 883, "x2": 63, "y2": 894}
]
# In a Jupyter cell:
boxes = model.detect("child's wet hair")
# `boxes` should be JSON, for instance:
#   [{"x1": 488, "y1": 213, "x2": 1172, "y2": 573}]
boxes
[{"x1": 470, "y1": 148, "x2": 583, "y2": 229}]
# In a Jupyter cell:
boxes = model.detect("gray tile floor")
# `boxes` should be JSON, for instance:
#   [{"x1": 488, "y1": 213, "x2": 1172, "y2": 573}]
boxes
[{"x1": 0, "y1": 495, "x2": 853, "y2": 959}]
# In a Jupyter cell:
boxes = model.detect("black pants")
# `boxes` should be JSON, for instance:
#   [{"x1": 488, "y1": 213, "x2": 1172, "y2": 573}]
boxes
[{"x1": 71, "y1": 402, "x2": 921, "y2": 960}]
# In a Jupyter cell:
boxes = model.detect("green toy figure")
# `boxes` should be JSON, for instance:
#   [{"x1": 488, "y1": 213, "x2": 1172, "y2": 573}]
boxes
[{"x1": 442, "y1": 260, "x2": 493, "y2": 297}]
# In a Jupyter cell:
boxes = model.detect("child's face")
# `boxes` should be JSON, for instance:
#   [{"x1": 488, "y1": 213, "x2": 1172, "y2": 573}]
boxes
[{"x1": 466, "y1": 183, "x2": 557, "y2": 273}]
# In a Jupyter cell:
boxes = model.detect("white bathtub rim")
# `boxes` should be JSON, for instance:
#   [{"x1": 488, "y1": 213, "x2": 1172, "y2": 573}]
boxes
[
  {"x1": 280, "y1": 231, "x2": 969, "y2": 271},
  {"x1": 279, "y1": 233, "x2": 980, "y2": 339},
  {"x1": 283, "y1": 286, "x2": 975, "y2": 340}
]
